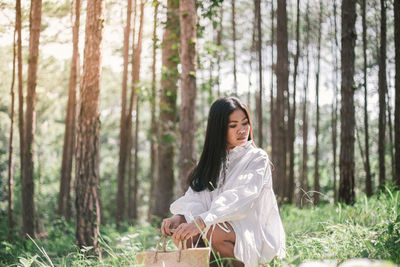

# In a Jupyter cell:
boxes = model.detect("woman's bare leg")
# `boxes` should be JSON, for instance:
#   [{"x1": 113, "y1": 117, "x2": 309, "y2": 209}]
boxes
[
  {"x1": 205, "y1": 222, "x2": 244, "y2": 267},
  {"x1": 171, "y1": 221, "x2": 244, "y2": 266}
]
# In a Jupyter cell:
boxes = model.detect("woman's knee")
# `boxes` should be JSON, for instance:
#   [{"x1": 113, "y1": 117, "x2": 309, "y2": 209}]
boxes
[{"x1": 204, "y1": 222, "x2": 236, "y2": 246}]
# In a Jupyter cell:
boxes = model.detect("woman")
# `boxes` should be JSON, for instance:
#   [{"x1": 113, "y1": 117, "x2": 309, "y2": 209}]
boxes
[{"x1": 161, "y1": 97, "x2": 285, "y2": 267}]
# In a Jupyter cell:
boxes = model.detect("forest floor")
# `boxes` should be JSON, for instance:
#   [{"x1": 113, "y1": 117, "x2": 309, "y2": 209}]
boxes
[{"x1": 1, "y1": 187, "x2": 399, "y2": 266}]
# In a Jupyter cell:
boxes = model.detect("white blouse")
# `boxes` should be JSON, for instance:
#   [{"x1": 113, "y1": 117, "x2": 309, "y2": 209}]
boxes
[{"x1": 170, "y1": 141, "x2": 286, "y2": 267}]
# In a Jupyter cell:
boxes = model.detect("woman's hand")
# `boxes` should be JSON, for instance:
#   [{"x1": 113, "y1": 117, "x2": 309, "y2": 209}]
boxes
[
  {"x1": 161, "y1": 215, "x2": 186, "y2": 237},
  {"x1": 171, "y1": 217, "x2": 206, "y2": 241}
]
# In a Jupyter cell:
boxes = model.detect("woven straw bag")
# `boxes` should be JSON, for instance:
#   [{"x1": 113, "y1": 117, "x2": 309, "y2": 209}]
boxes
[{"x1": 136, "y1": 236, "x2": 210, "y2": 267}]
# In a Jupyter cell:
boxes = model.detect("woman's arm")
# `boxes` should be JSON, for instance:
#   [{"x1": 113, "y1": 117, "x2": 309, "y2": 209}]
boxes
[
  {"x1": 169, "y1": 186, "x2": 210, "y2": 223},
  {"x1": 161, "y1": 214, "x2": 186, "y2": 236},
  {"x1": 198, "y1": 151, "x2": 270, "y2": 227}
]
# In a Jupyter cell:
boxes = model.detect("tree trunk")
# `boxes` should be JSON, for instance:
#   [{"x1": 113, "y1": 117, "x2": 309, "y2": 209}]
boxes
[
  {"x1": 179, "y1": 0, "x2": 197, "y2": 194},
  {"x1": 130, "y1": 94, "x2": 140, "y2": 220},
  {"x1": 216, "y1": 6, "x2": 223, "y2": 97},
  {"x1": 288, "y1": 0, "x2": 300, "y2": 204},
  {"x1": 231, "y1": 0, "x2": 237, "y2": 94},
  {"x1": 126, "y1": 0, "x2": 144, "y2": 221},
  {"x1": 22, "y1": 0, "x2": 42, "y2": 238},
  {"x1": 16, "y1": 0, "x2": 26, "y2": 228},
  {"x1": 154, "y1": 0, "x2": 179, "y2": 220},
  {"x1": 339, "y1": 0, "x2": 356, "y2": 204},
  {"x1": 127, "y1": 0, "x2": 137, "y2": 222},
  {"x1": 314, "y1": 0, "x2": 322, "y2": 205},
  {"x1": 8, "y1": 17, "x2": 17, "y2": 239},
  {"x1": 116, "y1": 0, "x2": 133, "y2": 227},
  {"x1": 387, "y1": 81, "x2": 395, "y2": 182},
  {"x1": 255, "y1": 0, "x2": 263, "y2": 147},
  {"x1": 273, "y1": 0, "x2": 288, "y2": 201},
  {"x1": 395, "y1": 0, "x2": 400, "y2": 187},
  {"x1": 250, "y1": 12, "x2": 255, "y2": 109},
  {"x1": 332, "y1": 0, "x2": 339, "y2": 202},
  {"x1": 356, "y1": 121, "x2": 368, "y2": 180},
  {"x1": 127, "y1": 122, "x2": 134, "y2": 219},
  {"x1": 361, "y1": 0, "x2": 372, "y2": 196},
  {"x1": 270, "y1": 0, "x2": 275, "y2": 155},
  {"x1": 134, "y1": 0, "x2": 144, "y2": 220},
  {"x1": 75, "y1": 0, "x2": 104, "y2": 257},
  {"x1": 148, "y1": 0, "x2": 159, "y2": 221},
  {"x1": 58, "y1": 0, "x2": 80, "y2": 221},
  {"x1": 378, "y1": 0, "x2": 387, "y2": 190},
  {"x1": 299, "y1": 0, "x2": 310, "y2": 205},
  {"x1": 127, "y1": 0, "x2": 143, "y2": 152}
]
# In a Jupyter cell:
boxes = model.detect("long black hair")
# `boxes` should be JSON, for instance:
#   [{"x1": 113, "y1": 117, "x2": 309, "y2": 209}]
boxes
[{"x1": 189, "y1": 97, "x2": 254, "y2": 192}]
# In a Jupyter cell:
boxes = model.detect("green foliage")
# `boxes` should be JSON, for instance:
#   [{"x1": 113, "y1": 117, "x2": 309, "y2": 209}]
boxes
[
  {"x1": 1, "y1": 188, "x2": 399, "y2": 266},
  {"x1": 275, "y1": 187, "x2": 400, "y2": 266}
]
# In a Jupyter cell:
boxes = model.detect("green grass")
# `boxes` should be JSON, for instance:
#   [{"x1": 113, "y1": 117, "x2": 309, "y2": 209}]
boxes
[
  {"x1": 1, "y1": 187, "x2": 399, "y2": 266},
  {"x1": 281, "y1": 187, "x2": 400, "y2": 265}
]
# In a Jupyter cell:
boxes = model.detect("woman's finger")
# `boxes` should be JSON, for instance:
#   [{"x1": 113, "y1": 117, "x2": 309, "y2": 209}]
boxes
[
  {"x1": 161, "y1": 221, "x2": 167, "y2": 237},
  {"x1": 172, "y1": 224, "x2": 184, "y2": 240},
  {"x1": 165, "y1": 222, "x2": 171, "y2": 236},
  {"x1": 182, "y1": 230, "x2": 191, "y2": 240},
  {"x1": 166, "y1": 221, "x2": 174, "y2": 236},
  {"x1": 162, "y1": 219, "x2": 171, "y2": 236},
  {"x1": 184, "y1": 226, "x2": 197, "y2": 240}
]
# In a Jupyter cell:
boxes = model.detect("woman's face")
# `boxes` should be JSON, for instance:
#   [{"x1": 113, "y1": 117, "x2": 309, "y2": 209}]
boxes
[{"x1": 226, "y1": 108, "x2": 250, "y2": 151}]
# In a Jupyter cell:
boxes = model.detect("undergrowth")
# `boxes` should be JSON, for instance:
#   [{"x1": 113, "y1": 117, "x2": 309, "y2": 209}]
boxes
[{"x1": 0, "y1": 187, "x2": 399, "y2": 266}]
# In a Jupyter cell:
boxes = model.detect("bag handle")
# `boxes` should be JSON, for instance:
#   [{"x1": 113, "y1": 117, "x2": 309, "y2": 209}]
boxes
[{"x1": 153, "y1": 234, "x2": 188, "y2": 263}]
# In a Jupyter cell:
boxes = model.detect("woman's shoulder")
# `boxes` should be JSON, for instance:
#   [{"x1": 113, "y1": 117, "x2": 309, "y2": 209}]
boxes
[{"x1": 248, "y1": 144, "x2": 270, "y2": 160}]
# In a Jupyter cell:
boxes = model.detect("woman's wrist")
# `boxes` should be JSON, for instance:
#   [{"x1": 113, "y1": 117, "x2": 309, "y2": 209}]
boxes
[
  {"x1": 194, "y1": 216, "x2": 206, "y2": 231},
  {"x1": 175, "y1": 214, "x2": 186, "y2": 223}
]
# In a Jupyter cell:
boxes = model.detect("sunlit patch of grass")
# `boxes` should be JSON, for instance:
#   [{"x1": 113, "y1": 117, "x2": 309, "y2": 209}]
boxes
[
  {"x1": 3, "y1": 187, "x2": 399, "y2": 266},
  {"x1": 270, "y1": 186, "x2": 400, "y2": 266}
]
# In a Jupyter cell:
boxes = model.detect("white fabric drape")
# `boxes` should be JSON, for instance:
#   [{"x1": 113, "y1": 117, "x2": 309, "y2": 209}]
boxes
[{"x1": 170, "y1": 141, "x2": 286, "y2": 266}]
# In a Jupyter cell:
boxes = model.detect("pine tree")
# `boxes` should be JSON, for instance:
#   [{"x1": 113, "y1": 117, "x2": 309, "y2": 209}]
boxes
[
  {"x1": 75, "y1": 0, "x2": 104, "y2": 257},
  {"x1": 339, "y1": 0, "x2": 356, "y2": 204}
]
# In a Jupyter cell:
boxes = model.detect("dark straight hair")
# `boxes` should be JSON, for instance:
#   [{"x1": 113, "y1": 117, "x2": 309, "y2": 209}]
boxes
[{"x1": 189, "y1": 97, "x2": 254, "y2": 192}]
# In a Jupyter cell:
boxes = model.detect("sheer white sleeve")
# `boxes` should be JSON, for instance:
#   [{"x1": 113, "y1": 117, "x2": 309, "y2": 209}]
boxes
[
  {"x1": 170, "y1": 186, "x2": 211, "y2": 223},
  {"x1": 198, "y1": 151, "x2": 270, "y2": 227}
]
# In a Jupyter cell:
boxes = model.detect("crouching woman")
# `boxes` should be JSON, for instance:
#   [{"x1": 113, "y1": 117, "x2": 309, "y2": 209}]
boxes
[{"x1": 161, "y1": 97, "x2": 286, "y2": 267}]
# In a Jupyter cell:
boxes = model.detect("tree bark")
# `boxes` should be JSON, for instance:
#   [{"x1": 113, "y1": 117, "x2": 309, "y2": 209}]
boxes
[
  {"x1": 231, "y1": 0, "x2": 237, "y2": 94},
  {"x1": 130, "y1": 94, "x2": 140, "y2": 220},
  {"x1": 126, "y1": 0, "x2": 144, "y2": 221},
  {"x1": 332, "y1": 0, "x2": 339, "y2": 202},
  {"x1": 255, "y1": 0, "x2": 263, "y2": 147},
  {"x1": 148, "y1": 0, "x2": 159, "y2": 221},
  {"x1": 339, "y1": 0, "x2": 356, "y2": 204},
  {"x1": 378, "y1": 0, "x2": 387, "y2": 190},
  {"x1": 22, "y1": 0, "x2": 42, "y2": 237},
  {"x1": 273, "y1": 0, "x2": 288, "y2": 201},
  {"x1": 250, "y1": 10, "x2": 256, "y2": 110},
  {"x1": 288, "y1": 0, "x2": 300, "y2": 204},
  {"x1": 8, "y1": 16, "x2": 17, "y2": 239},
  {"x1": 314, "y1": 0, "x2": 322, "y2": 205},
  {"x1": 127, "y1": 0, "x2": 137, "y2": 222},
  {"x1": 270, "y1": 0, "x2": 275, "y2": 156},
  {"x1": 178, "y1": 0, "x2": 197, "y2": 194},
  {"x1": 116, "y1": 0, "x2": 132, "y2": 227},
  {"x1": 300, "y1": 0, "x2": 310, "y2": 205},
  {"x1": 75, "y1": 0, "x2": 104, "y2": 257},
  {"x1": 216, "y1": 6, "x2": 223, "y2": 97},
  {"x1": 154, "y1": 0, "x2": 179, "y2": 219},
  {"x1": 58, "y1": 0, "x2": 80, "y2": 221},
  {"x1": 361, "y1": 0, "x2": 372, "y2": 196},
  {"x1": 127, "y1": 123, "x2": 134, "y2": 219},
  {"x1": 16, "y1": 0, "x2": 26, "y2": 226},
  {"x1": 387, "y1": 81, "x2": 395, "y2": 182},
  {"x1": 395, "y1": 0, "x2": 400, "y2": 187}
]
